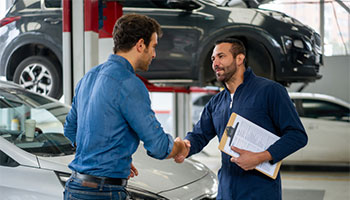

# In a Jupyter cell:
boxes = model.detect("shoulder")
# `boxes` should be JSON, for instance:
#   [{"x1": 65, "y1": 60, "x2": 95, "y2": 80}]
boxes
[
  {"x1": 250, "y1": 75, "x2": 285, "y2": 93},
  {"x1": 206, "y1": 90, "x2": 228, "y2": 109},
  {"x1": 209, "y1": 90, "x2": 226, "y2": 103}
]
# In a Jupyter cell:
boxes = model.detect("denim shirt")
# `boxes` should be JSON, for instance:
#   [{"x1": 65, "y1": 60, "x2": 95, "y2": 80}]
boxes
[
  {"x1": 64, "y1": 54, "x2": 174, "y2": 179},
  {"x1": 185, "y1": 67, "x2": 307, "y2": 200}
]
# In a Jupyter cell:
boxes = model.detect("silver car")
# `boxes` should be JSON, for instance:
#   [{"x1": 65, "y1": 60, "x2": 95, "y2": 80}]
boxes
[
  {"x1": 0, "y1": 80, "x2": 218, "y2": 200},
  {"x1": 191, "y1": 92, "x2": 350, "y2": 166}
]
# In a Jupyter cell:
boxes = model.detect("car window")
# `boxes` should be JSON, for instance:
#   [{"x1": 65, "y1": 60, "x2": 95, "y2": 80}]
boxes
[
  {"x1": 0, "y1": 88, "x2": 74, "y2": 157},
  {"x1": 44, "y1": 0, "x2": 61, "y2": 8},
  {"x1": 300, "y1": 99, "x2": 350, "y2": 122},
  {"x1": 10, "y1": 0, "x2": 41, "y2": 14},
  {"x1": 0, "y1": 150, "x2": 19, "y2": 167}
]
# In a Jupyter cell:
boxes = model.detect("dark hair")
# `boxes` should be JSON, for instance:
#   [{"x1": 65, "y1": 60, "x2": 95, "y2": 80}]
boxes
[
  {"x1": 215, "y1": 38, "x2": 246, "y2": 60},
  {"x1": 112, "y1": 14, "x2": 162, "y2": 53}
]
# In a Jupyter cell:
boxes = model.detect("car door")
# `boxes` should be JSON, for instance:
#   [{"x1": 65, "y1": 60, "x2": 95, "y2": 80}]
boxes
[
  {"x1": 41, "y1": 0, "x2": 62, "y2": 46},
  {"x1": 122, "y1": 0, "x2": 204, "y2": 80},
  {"x1": 298, "y1": 98, "x2": 350, "y2": 164}
]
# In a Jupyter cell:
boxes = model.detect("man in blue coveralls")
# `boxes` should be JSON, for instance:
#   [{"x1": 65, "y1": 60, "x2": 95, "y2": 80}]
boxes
[
  {"x1": 175, "y1": 38, "x2": 308, "y2": 199},
  {"x1": 64, "y1": 14, "x2": 188, "y2": 200}
]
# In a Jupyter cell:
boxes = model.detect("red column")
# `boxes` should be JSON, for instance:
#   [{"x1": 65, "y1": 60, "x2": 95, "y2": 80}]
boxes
[{"x1": 99, "y1": 1, "x2": 123, "y2": 38}]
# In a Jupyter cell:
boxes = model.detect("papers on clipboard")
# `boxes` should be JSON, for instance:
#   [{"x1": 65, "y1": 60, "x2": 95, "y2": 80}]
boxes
[{"x1": 218, "y1": 112, "x2": 282, "y2": 179}]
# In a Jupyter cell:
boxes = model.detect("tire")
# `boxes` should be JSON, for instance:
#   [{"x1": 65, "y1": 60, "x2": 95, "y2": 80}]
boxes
[
  {"x1": 245, "y1": 40, "x2": 274, "y2": 80},
  {"x1": 13, "y1": 56, "x2": 62, "y2": 99}
]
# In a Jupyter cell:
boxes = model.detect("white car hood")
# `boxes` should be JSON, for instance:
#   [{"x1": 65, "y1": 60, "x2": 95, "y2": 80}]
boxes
[{"x1": 37, "y1": 145, "x2": 210, "y2": 193}]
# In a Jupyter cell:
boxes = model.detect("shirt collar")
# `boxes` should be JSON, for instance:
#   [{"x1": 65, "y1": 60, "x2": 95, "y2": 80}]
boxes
[
  {"x1": 243, "y1": 66, "x2": 254, "y2": 82},
  {"x1": 108, "y1": 54, "x2": 135, "y2": 74}
]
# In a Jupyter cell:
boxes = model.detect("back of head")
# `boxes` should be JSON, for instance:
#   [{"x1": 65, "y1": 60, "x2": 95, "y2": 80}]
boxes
[{"x1": 112, "y1": 14, "x2": 162, "y2": 53}]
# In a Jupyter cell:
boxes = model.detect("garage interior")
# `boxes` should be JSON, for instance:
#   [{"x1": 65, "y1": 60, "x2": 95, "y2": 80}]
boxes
[{"x1": 0, "y1": 0, "x2": 349, "y2": 200}]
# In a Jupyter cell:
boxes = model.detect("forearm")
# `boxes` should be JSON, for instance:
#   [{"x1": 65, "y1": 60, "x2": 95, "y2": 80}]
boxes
[{"x1": 267, "y1": 130, "x2": 307, "y2": 163}]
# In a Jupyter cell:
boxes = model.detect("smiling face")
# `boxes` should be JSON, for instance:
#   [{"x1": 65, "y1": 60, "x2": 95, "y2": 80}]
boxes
[{"x1": 211, "y1": 42, "x2": 238, "y2": 83}]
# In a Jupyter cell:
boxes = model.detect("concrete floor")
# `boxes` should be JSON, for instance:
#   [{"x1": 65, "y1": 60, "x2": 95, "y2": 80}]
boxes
[
  {"x1": 191, "y1": 154, "x2": 350, "y2": 200},
  {"x1": 282, "y1": 171, "x2": 350, "y2": 200}
]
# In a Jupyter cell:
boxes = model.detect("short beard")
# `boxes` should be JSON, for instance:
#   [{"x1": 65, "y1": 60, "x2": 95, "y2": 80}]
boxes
[
  {"x1": 136, "y1": 48, "x2": 150, "y2": 71},
  {"x1": 215, "y1": 62, "x2": 237, "y2": 83}
]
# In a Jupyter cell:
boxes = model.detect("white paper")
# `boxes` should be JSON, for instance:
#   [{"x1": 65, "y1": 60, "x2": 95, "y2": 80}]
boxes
[{"x1": 223, "y1": 114, "x2": 280, "y2": 177}]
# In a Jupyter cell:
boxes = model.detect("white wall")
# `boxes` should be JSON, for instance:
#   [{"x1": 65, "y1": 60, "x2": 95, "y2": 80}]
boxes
[
  {"x1": 1, "y1": 0, "x2": 13, "y2": 17},
  {"x1": 288, "y1": 55, "x2": 350, "y2": 102},
  {"x1": 0, "y1": 1, "x2": 7, "y2": 18}
]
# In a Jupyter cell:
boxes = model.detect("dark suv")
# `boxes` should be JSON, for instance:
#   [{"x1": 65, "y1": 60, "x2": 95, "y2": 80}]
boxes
[
  {"x1": 0, "y1": 0, "x2": 323, "y2": 99},
  {"x1": 129, "y1": 0, "x2": 323, "y2": 86},
  {"x1": 0, "y1": 0, "x2": 62, "y2": 98}
]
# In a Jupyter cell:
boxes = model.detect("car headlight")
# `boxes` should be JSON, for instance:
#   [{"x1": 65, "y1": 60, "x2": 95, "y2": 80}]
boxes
[
  {"x1": 281, "y1": 36, "x2": 293, "y2": 53},
  {"x1": 284, "y1": 39, "x2": 293, "y2": 50},
  {"x1": 55, "y1": 171, "x2": 71, "y2": 187},
  {"x1": 127, "y1": 186, "x2": 168, "y2": 200},
  {"x1": 293, "y1": 39, "x2": 304, "y2": 49}
]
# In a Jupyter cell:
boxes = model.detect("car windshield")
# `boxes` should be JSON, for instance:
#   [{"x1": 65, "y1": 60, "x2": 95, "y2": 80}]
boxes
[{"x1": 0, "y1": 88, "x2": 74, "y2": 157}]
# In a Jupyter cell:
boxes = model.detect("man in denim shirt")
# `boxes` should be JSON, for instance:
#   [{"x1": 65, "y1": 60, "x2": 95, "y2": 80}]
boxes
[
  {"x1": 64, "y1": 14, "x2": 188, "y2": 200},
  {"x1": 176, "y1": 38, "x2": 307, "y2": 199}
]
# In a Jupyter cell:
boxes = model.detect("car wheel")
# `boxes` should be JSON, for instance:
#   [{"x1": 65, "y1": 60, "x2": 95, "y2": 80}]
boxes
[
  {"x1": 245, "y1": 40, "x2": 274, "y2": 80},
  {"x1": 13, "y1": 56, "x2": 62, "y2": 99}
]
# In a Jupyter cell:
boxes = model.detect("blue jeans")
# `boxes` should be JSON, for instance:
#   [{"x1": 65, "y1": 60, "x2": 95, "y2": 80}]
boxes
[{"x1": 64, "y1": 176, "x2": 128, "y2": 200}]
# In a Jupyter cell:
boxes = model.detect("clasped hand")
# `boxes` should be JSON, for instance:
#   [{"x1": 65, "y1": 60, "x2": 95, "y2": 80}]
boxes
[
  {"x1": 173, "y1": 137, "x2": 191, "y2": 163},
  {"x1": 128, "y1": 137, "x2": 190, "y2": 180}
]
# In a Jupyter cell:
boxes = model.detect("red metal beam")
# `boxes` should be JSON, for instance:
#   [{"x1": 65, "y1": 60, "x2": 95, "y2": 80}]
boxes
[
  {"x1": 136, "y1": 75, "x2": 219, "y2": 94},
  {"x1": 63, "y1": 0, "x2": 71, "y2": 33},
  {"x1": 84, "y1": 0, "x2": 99, "y2": 33}
]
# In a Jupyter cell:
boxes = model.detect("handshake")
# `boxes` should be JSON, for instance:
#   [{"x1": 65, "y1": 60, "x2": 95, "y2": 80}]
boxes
[
  {"x1": 129, "y1": 137, "x2": 191, "y2": 180},
  {"x1": 167, "y1": 137, "x2": 191, "y2": 163}
]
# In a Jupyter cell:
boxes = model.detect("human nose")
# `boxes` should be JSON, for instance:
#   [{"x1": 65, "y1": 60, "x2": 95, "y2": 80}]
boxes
[
  {"x1": 152, "y1": 50, "x2": 156, "y2": 59},
  {"x1": 212, "y1": 58, "x2": 219, "y2": 70}
]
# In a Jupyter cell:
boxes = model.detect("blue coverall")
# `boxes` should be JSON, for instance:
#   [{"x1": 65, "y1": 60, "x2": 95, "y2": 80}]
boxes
[{"x1": 185, "y1": 67, "x2": 308, "y2": 200}]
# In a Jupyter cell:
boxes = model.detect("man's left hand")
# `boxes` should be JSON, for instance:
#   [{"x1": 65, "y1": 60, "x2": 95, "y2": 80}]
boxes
[{"x1": 128, "y1": 163, "x2": 139, "y2": 179}]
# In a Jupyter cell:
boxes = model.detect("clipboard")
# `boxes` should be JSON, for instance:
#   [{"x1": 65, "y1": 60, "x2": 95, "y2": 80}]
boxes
[{"x1": 218, "y1": 113, "x2": 282, "y2": 179}]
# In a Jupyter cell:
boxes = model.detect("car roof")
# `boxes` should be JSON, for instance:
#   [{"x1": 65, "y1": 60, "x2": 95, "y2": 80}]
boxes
[
  {"x1": 288, "y1": 92, "x2": 350, "y2": 108},
  {"x1": 194, "y1": 92, "x2": 350, "y2": 109}
]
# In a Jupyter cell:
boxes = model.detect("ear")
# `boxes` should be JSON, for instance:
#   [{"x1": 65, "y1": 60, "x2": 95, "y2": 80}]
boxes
[
  {"x1": 135, "y1": 38, "x2": 145, "y2": 53},
  {"x1": 235, "y1": 54, "x2": 245, "y2": 66}
]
